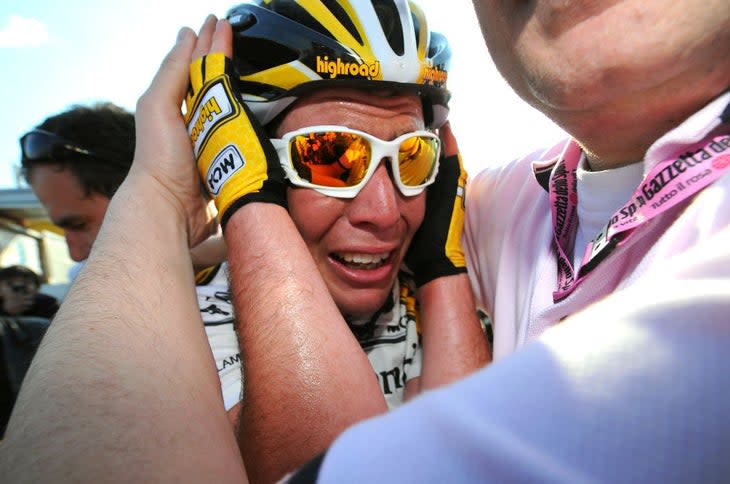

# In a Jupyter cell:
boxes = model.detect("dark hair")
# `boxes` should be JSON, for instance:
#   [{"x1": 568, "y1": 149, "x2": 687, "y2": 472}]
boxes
[
  {"x1": 21, "y1": 102, "x2": 135, "y2": 199},
  {"x1": 0, "y1": 265, "x2": 42, "y2": 286}
]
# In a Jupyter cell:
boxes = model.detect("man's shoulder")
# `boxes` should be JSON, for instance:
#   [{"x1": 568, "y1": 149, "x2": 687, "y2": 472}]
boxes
[{"x1": 468, "y1": 140, "x2": 569, "y2": 198}]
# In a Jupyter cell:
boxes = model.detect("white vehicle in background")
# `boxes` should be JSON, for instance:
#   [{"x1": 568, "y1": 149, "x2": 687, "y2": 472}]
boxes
[{"x1": 0, "y1": 187, "x2": 74, "y2": 301}]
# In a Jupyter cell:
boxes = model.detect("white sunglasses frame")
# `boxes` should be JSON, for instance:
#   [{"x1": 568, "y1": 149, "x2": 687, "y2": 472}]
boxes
[{"x1": 271, "y1": 125, "x2": 441, "y2": 198}]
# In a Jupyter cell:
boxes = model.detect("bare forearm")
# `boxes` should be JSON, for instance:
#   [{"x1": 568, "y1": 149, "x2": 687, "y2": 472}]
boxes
[
  {"x1": 226, "y1": 204, "x2": 387, "y2": 483},
  {"x1": 0, "y1": 178, "x2": 242, "y2": 482},
  {"x1": 416, "y1": 273, "x2": 491, "y2": 392}
]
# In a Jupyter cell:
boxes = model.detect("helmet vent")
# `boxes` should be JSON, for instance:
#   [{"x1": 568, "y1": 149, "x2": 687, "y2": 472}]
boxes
[
  {"x1": 271, "y1": 0, "x2": 363, "y2": 46},
  {"x1": 233, "y1": 37, "x2": 299, "y2": 75},
  {"x1": 373, "y1": 0, "x2": 404, "y2": 55},
  {"x1": 321, "y1": 0, "x2": 363, "y2": 45}
]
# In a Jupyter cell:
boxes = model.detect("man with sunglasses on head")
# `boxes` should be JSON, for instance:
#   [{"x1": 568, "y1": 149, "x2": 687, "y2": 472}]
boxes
[
  {"x1": 20, "y1": 102, "x2": 135, "y2": 263},
  {"x1": 1, "y1": 2, "x2": 489, "y2": 481},
  {"x1": 19, "y1": 102, "x2": 242, "y2": 425}
]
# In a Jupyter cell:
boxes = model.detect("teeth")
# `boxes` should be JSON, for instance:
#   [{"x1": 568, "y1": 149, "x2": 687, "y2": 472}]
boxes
[
  {"x1": 339, "y1": 252, "x2": 389, "y2": 264},
  {"x1": 335, "y1": 252, "x2": 390, "y2": 269}
]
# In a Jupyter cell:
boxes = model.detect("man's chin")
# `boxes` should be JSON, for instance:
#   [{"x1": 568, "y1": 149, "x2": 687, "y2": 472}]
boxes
[{"x1": 338, "y1": 292, "x2": 392, "y2": 322}]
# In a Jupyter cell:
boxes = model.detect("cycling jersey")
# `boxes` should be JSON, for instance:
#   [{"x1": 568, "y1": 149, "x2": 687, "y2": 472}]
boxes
[
  {"x1": 197, "y1": 262, "x2": 242, "y2": 410},
  {"x1": 200, "y1": 265, "x2": 423, "y2": 410}
]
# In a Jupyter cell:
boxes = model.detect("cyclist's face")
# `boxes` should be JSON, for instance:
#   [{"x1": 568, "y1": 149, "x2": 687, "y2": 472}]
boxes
[{"x1": 278, "y1": 88, "x2": 426, "y2": 318}]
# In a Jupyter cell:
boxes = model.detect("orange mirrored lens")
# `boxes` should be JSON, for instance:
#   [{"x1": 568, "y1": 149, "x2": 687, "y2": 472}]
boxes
[
  {"x1": 398, "y1": 136, "x2": 439, "y2": 186},
  {"x1": 290, "y1": 131, "x2": 371, "y2": 187}
]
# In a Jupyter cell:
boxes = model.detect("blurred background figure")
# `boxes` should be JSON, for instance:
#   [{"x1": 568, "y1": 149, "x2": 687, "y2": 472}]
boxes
[
  {"x1": 0, "y1": 264, "x2": 58, "y2": 318},
  {"x1": 0, "y1": 264, "x2": 58, "y2": 438}
]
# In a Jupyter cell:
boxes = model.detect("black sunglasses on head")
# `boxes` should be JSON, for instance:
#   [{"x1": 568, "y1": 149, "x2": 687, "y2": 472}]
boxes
[{"x1": 20, "y1": 129, "x2": 99, "y2": 164}]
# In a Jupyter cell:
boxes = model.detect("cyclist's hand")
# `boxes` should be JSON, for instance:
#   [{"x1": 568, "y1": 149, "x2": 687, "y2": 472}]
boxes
[
  {"x1": 405, "y1": 122, "x2": 467, "y2": 286},
  {"x1": 184, "y1": 19, "x2": 286, "y2": 227}
]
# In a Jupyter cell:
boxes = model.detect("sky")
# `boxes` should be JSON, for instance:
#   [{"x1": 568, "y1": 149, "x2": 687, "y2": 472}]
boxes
[{"x1": 0, "y1": 0, "x2": 566, "y2": 189}]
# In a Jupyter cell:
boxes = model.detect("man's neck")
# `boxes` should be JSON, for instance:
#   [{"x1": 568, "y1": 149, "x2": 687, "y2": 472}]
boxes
[
  {"x1": 582, "y1": 149, "x2": 642, "y2": 172},
  {"x1": 552, "y1": 74, "x2": 730, "y2": 173}
]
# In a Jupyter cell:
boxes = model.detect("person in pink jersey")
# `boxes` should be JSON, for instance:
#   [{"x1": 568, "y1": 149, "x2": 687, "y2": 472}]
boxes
[{"x1": 463, "y1": 1, "x2": 730, "y2": 359}]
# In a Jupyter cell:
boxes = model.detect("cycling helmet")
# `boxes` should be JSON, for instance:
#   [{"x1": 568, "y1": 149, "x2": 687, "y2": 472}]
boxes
[{"x1": 226, "y1": 0, "x2": 451, "y2": 128}]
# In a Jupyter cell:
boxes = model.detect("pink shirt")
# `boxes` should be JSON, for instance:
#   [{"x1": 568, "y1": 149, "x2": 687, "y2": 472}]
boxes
[{"x1": 464, "y1": 92, "x2": 730, "y2": 359}]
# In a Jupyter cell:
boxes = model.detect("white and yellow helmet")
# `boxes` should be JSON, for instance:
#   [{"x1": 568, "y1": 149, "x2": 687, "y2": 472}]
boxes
[{"x1": 227, "y1": 0, "x2": 451, "y2": 128}]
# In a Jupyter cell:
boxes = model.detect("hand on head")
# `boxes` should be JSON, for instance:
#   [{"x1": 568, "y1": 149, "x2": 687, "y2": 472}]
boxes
[
  {"x1": 184, "y1": 16, "x2": 287, "y2": 229},
  {"x1": 405, "y1": 121, "x2": 468, "y2": 286},
  {"x1": 128, "y1": 15, "x2": 231, "y2": 249}
]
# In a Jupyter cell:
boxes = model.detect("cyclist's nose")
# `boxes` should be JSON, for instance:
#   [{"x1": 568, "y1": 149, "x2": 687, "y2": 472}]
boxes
[{"x1": 346, "y1": 161, "x2": 400, "y2": 229}]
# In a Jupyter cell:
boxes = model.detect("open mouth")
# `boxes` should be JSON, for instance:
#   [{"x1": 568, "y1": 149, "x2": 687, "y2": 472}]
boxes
[{"x1": 332, "y1": 251, "x2": 391, "y2": 270}]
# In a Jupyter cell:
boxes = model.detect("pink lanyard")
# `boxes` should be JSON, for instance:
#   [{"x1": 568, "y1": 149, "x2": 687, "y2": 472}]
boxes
[{"x1": 549, "y1": 133, "x2": 730, "y2": 302}]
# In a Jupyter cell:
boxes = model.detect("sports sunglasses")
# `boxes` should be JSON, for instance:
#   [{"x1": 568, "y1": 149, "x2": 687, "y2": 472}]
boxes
[
  {"x1": 271, "y1": 126, "x2": 441, "y2": 198},
  {"x1": 20, "y1": 129, "x2": 99, "y2": 164}
]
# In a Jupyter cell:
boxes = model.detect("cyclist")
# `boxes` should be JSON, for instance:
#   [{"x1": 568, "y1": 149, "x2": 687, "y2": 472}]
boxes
[{"x1": 192, "y1": 5, "x2": 491, "y2": 476}]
